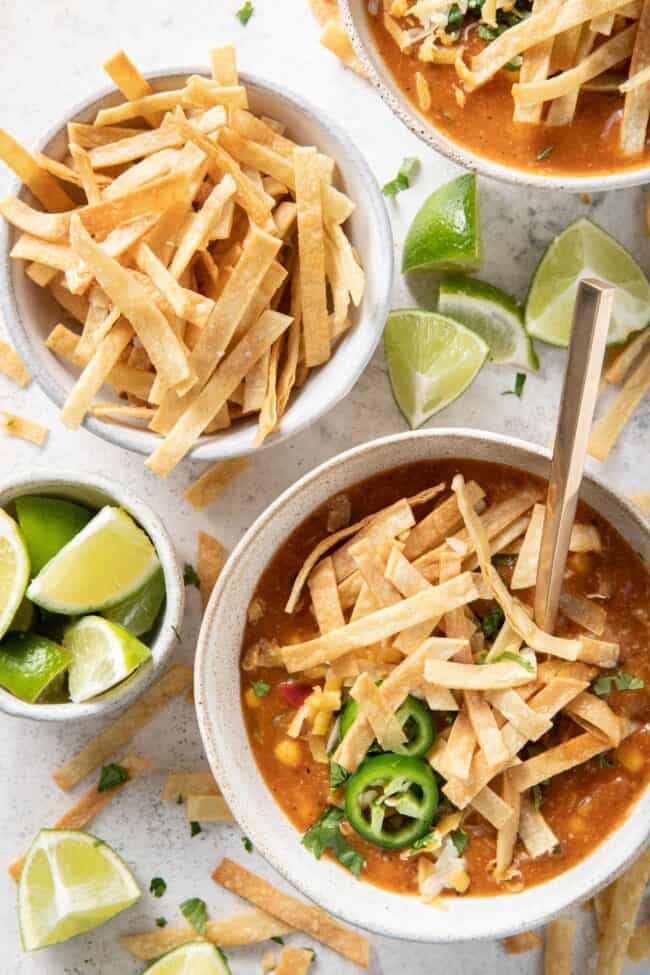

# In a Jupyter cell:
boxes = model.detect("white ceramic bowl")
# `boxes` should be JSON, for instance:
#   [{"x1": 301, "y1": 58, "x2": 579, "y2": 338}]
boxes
[
  {"x1": 0, "y1": 469, "x2": 184, "y2": 722},
  {"x1": 196, "y1": 429, "x2": 650, "y2": 943},
  {"x1": 341, "y1": 0, "x2": 650, "y2": 194},
  {"x1": 0, "y1": 69, "x2": 393, "y2": 462}
]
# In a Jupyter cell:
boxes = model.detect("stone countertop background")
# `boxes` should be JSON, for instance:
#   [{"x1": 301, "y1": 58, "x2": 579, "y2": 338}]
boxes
[{"x1": 0, "y1": 2, "x2": 648, "y2": 972}]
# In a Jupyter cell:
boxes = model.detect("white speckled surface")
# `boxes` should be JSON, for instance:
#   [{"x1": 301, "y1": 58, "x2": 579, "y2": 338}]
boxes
[{"x1": 0, "y1": 2, "x2": 648, "y2": 973}]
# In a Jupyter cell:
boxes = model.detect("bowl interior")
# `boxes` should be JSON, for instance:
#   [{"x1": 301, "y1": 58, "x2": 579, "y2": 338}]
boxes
[
  {"x1": 2, "y1": 70, "x2": 391, "y2": 460},
  {"x1": 0, "y1": 471, "x2": 183, "y2": 721},
  {"x1": 196, "y1": 430, "x2": 650, "y2": 942},
  {"x1": 341, "y1": 0, "x2": 650, "y2": 193}
]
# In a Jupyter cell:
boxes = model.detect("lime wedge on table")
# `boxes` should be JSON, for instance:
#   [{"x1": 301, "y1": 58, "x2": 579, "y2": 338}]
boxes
[
  {"x1": 63, "y1": 616, "x2": 151, "y2": 702},
  {"x1": 0, "y1": 632, "x2": 71, "y2": 703},
  {"x1": 0, "y1": 509, "x2": 30, "y2": 640},
  {"x1": 102, "y1": 565, "x2": 165, "y2": 637},
  {"x1": 438, "y1": 274, "x2": 539, "y2": 369},
  {"x1": 384, "y1": 310, "x2": 488, "y2": 428},
  {"x1": 145, "y1": 943, "x2": 232, "y2": 974},
  {"x1": 18, "y1": 829, "x2": 140, "y2": 951},
  {"x1": 402, "y1": 174, "x2": 482, "y2": 273},
  {"x1": 526, "y1": 218, "x2": 650, "y2": 347},
  {"x1": 27, "y1": 506, "x2": 160, "y2": 614},
  {"x1": 15, "y1": 496, "x2": 93, "y2": 576}
]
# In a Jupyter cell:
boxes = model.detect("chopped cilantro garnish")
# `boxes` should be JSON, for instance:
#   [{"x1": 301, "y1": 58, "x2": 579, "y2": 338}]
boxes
[
  {"x1": 490, "y1": 650, "x2": 535, "y2": 674},
  {"x1": 479, "y1": 606, "x2": 505, "y2": 640},
  {"x1": 236, "y1": 1, "x2": 254, "y2": 25},
  {"x1": 532, "y1": 784, "x2": 543, "y2": 810},
  {"x1": 250, "y1": 679, "x2": 271, "y2": 697},
  {"x1": 329, "y1": 760, "x2": 349, "y2": 791},
  {"x1": 183, "y1": 563, "x2": 200, "y2": 589},
  {"x1": 447, "y1": 3, "x2": 465, "y2": 28},
  {"x1": 382, "y1": 157, "x2": 419, "y2": 198},
  {"x1": 536, "y1": 145, "x2": 555, "y2": 161},
  {"x1": 592, "y1": 671, "x2": 644, "y2": 696},
  {"x1": 150, "y1": 877, "x2": 166, "y2": 898},
  {"x1": 502, "y1": 372, "x2": 526, "y2": 398},
  {"x1": 180, "y1": 897, "x2": 207, "y2": 935},
  {"x1": 171, "y1": 624, "x2": 182, "y2": 642},
  {"x1": 477, "y1": 23, "x2": 501, "y2": 40},
  {"x1": 302, "y1": 806, "x2": 365, "y2": 877},
  {"x1": 156, "y1": 917, "x2": 167, "y2": 928},
  {"x1": 492, "y1": 554, "x2": 516, "y2": 568},
  {"x1": 270, "y1": 936, "x2": 285, "y2": 945},
  {"x1": 412, "y1": 830, "x2": 435, "y2": 850},
  {"x1": 451, "y1": 828, "x2": 469, "y2": 856},
  {"x1": 242, "y1": 835, "x2": 253, "y2": 853},
  {"x1": 599, "y1": 754, "x2": 616, "y2": 769},
  {"x1": 190, "y1": 821, "x2": 202, "y2": 837},
  {"x1": 505, "y1": 55, "x2": 523, "y2": 70},
  {"x1": 98, "y1": 763, "x2": 129, "y2": 792}
]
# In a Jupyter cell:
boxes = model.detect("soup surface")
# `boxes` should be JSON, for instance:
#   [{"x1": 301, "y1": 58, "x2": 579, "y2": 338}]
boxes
[
  {"x1": 241, "y1": 460, "x2": 650, "y2": 898},
  {"x1": 367, "y1": 9, "x2": 650, "y2": 178}
]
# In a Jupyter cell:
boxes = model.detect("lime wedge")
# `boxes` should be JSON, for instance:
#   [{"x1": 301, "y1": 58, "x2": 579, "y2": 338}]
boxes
[
  {"x1": 438, "y1": 274, "x2": 539, "y2": 369},
  {"x1": 526, "y1": 218, "x2": 650, "y2": 347},
  {"x1": 9, "y1": 596, "x2": 35, "y2": 632},
  {"x1": 102, "y1": 566, "x2": 165, "y2": 637},
  {"x1": 63, "y1": 616, "x2": 151, "y2": 702},
  {"x1": 18, "y1": 829, "x2": 140, "y2": 950},
  {"x1": 402, "y1": 174, "x2": 482, "y2": 273},
  {"x1": 0, "y1": 632, "x2": 72, "y2": 703},
  {"x1": 27, "y1": 506, "x2": 160, "y2": 615},
  {"x1": 145, "y1": 943, "x2": 232, "y2": 974},
  {"x1": 15, "y1": 496, "x2": 93, "y2": 577},
  {"x1": 0, "y1": 509, "x2": 30, "y2": 641},
  {"x1": 384, "y1": 310, "x2": 488, "y2": 428}
]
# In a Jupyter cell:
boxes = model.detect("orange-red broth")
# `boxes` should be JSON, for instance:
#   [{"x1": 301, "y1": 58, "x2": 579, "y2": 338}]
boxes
[{"x1": 241, "y1": 460, "x2": 650, "y2": 896}]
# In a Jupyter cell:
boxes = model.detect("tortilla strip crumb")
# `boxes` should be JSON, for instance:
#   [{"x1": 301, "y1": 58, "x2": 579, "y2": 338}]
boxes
[
  {"x1": 0, "y1": 338, "x2": 31, "y2": 387},
  {"x1": 198, "y1": 530, "x2": 226, "y2": 610},
  {"x1": 501, "y1": 931, "x2": 543, "y2": 954},
  {"x1": 1, "y1": 410, "x2": 48, "y2": 446},
  {"x1": 184, "y1": 457, "x2": 250, "y2": 510}
]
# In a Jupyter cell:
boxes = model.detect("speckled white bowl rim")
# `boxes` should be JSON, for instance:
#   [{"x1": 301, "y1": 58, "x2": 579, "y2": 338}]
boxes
[
  {"x1": 195, "y1": 428, "x2": 650, "y2": 943},
  {"x1": 0, "y1": 67, "x2": 393, "y2": 462},
  {"x1": 0, "y1": 468, "x2": 184, "y2": 722},
  {"x1": 340, "y1": 0, "x2": 650, "y2": 195}
]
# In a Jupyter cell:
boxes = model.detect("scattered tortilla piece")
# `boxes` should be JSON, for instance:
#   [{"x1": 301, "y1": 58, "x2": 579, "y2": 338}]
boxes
[
  {"x1": 185, "y1": 794, "x2": 233, "y2": 821},
  {"x1": 0, "y1": 338, "x2": 31, "y2": 387},
  {"x1": 198, "y1": 531, "x2": 226, "y2": 610},
  {"x1": 595, "y1": 845, "x2": 650, "y2": 974},
  {"x1": 0, "y1": 129, "x2": 74, "y2": 211},
  {"x1": 184, "y1": 458, "x2": 250, "y2": 510},
  {"x1": 1, "y1": 411, "x2": 48, "y2": 446},
  {"x1": 544, "y1": 917, "x2": 576, "y2": 975},
  {"x1": 502, "y1": 931, "x2": 543, "y2": 954},
  {"x1": 630, "y1": 491, "x2": 650, "y2": 512},
  {"x1": 162, "y1": 770, "x2": 219, "y2": 800},
  {"x1": 276, "y1": 946, "x2": 314, "y2": 975},
  {"x1": 589, "y1": 346, "x2": 650, "y2": 460}
]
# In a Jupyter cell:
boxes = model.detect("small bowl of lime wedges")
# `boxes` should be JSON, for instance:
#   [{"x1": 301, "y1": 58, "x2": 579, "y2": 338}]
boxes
[{"x1": 0, "y1": 470, "x2": 183, "y2": 721}]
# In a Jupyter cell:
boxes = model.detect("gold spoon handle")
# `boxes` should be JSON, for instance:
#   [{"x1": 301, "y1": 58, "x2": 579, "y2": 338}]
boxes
[{"x1": 534, "y1": 278, "x2": 615, "y2": 633}]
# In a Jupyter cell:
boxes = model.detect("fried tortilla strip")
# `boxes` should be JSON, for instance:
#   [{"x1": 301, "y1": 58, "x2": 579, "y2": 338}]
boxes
[
  {"x1": 212, "y1": 859, "x2": 369, "y2": 967},
  {"x1": 94, "y1": 89, "x2": 192, "y2": 126},
  {"x1": 169, "y1": 174, "x2": 237, "y2": 280},
  {"x1": 61, "y1": 319, "x2": 134, "y2": 428},
  {"x1": 546, "y1": 22, "x2": 595, "y2": 126},
  {"x1": 0, "y1": 337, "x2": 30, "y2": 387},
  {"x1": 630, "y1": 490, "x2": 650, "y2": 512},
  {"x1": 559, "y1": 591, "x2": 606, "y2": 636},
  {"x1": 53, "y1": 665, "x2": 192, "y2": 790},
  {"x1": 46, "y1": 323, "x2": 154, "y2": 401},
  {"x1": 210, "y1": 45, "x2": 238, "y2": 85},
  {"x1": 198, "y1": 530, "x2": 226, "y2": 610},
  {"x1": 333, "y1": 499, "x2": 416, "y2": 582},
  {"x1": 185, "y1": 794, "x2": 233, "y2": 821},
  {"x1": 121, "y1": 909, "x2": 292, "y2": 960},
  {"x1": 161, "y1": 770, "x2": 219, "y2": 800},
  {"x1": 0, "y1": 196, "x2": 69, "y2": 241},
  {"x1": 403, "y1": 485, "x2": 478, "y2": 560},
  {"x1": 69, "y1": 215, "x2": 192, "y2": 388},
  {"x1": 351, "y1": 672, "x2": 407, "y2": 751},
  {"x1": 464, "y1": 689, "x2": 508, "y2": 766},
  {"x1": 589, "y1": 346, "x2": 650, "y2": 460},
  {"x1": 69, "y1": 144, "x2": 102, "y2": 205},
  {"x1": 1, "y1": 410, "x2": 48, "y2": 446},
  {"x1": 103, "y1": 50, "x2": 153, "y2": 100},
  {"x1": 184, "y1": 458, "x2": 250, "y2": 511},
  {"x1": 0, "y1": 129, "x2": 74, "y2": 211},
  {"x1": 514, "y1": 0, "x2": 555, "y2": 123},
  {"x1": 621, "y1": 0, "x2": 650, "y2": 154},
  {"x1": 11, "y1": 234, "x2": 76, "y2": 271},
  {"x1": 8, "y1": 753, "x2": 152, "y2": 882},
  {"x1": 437, "y1": 707, "x2": 476, "y2": 780},
  {"x1": 596, "y1": 846, "x2": 650, "y2": 974},
  {"x1": 544, "y1": 917, "x2": 576, "y2": 975},
  {"x1": 502, "y1": 931, "x2": 543, "y2": 954},
  {"x1": 308, "y1": 556, "x2": 345, "y2": 633},
  {"x1": 471, "y1": 784, "x2": 514, "y2": 829},
  {"x1": 511, "y1": 503, "x2": 545, "y2": 589},
  {"x1": 294, "y1": 146, "x2": 329, "y2": 367},
  {"x1": 88, "y1": 126, "x2": 185, "y2": 170},
  {"x1": 276, "y1": 946, "x2": 314, "y2": 975},
  {"x1": 68, "y1": 122, "x2": 149, "y2": 148},
  {"x1": 606, "y1": 327, "x2": 650, "y2": 384},
  {"x1": 486, "y1": 688, "x2": 551, "y2": 741},
  {"x1": 519, "y1": 795, "x2": 559, "y2": 857},
  {"x1": 565, "y1": 691, "x2": 622, "y2": 746},
  {"x1": 424, "y1": 652, "x2": 536, "y2": 691},
  {"x1": 350, "y1": 538, "x2": 402, "y2": 608},
  {"x1": 629, "y1": 919, "x2": 650, "y2": 961},
  {"x1": 282, "y1": 575, "x2": 478, "y2": 672},
  {"x1": 509, "y1": 732, "x2": 611, "y2": 792},
  {"x1": 495, "y1": 769, "x2": 521, "y2": 880}
]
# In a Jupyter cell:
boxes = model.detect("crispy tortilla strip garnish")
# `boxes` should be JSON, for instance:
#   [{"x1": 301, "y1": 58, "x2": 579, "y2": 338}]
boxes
[
  {"x1": 621, "y1": 0, "x2": 650, "y2": 154},
  {"x1": 121, "y1": 909, "x2": 292, "y2": 960},
  {"x1": 486, "y1": 688, "x2": 552, "y2": 741},
  {"x1": 577, "y1": 636, "x2": 619, "y2": 667},
  {"x1": 282, "y1": 574, "x2": 479, "y2": 672},
  {"x1": 564, "y1": 691, "x2": 622, "y2": 746},
  {"x1": 169, "y1": 173, "x2": 237, "y2": 280},
  {"x1": 103, "y1": 50, "x2": 153, "y2": 101},
  {"x1": 559, "y1": 591, "x2": 607, "y2": 635},
  {"x1": 589, "y1": 346, "x2": 650, "y2": 460},
  {"x1": 11, "y1": 234, "x2": 76, "y2": 271},
  {"x1": 545, "y1": 917, "x2": 576, "y2": 975},
  {"x1": 69, "y1": 144, "x2": 102, "y2": 205},
  {"x1": 162, "y1": 770, "x2": 219, "y2": 800},
  {"x1": 52, "y1": 665, "x2": 192, "y2": 790},
  {"x1": 350, "y1": 538, "x2": 401, "y2": 607},
  {"x1": 184, "y1": 458, "x2": 250, "y2": 511},
  {"x1": 629, "y1": 919, "x2": 650, "y2": 961},
  {"x1": 513, "y1": 0, "x2": 555, "y2": 123},
  {"x1": 276, "y1": 946, "x2": 314, "y2": 975},
  {"x1": 47, "y1": 323, "x2": 155, "y2": 401},
  {"x1": 185, "y1": 794, "x2": 233, "y2": 821},
  {"x1": 0, "y1": 337, "x2": 30, "y2": 387},
  {"x1": 0, "y1": 129, "x2": 74, "y2": 211},
  {"x1": 61, "y1": 320, "x2": 133, "y2": 429},
  {"x1": 606, "y1": 327, "x2": 650, "y2": 384},
  {"x1": 198, "y1": 530, "x2": 226, "y2": 610},
  {"x1": 519, "y1": 794, "x2": 559, "y2": 857},
  {"x1": 295, "y1": 146, "x2": 330, "y2": 367},
  {"x1": 68, "y1": 122, "x2": 149, "y2": 148},
  {"x1": 511, "y1": 503, "x2": 545, "y2": 589},
  {"x1": 471, "y1": 784, "x2": 514, "y2": 829},
  {"x1": 94, "y1": 89, "x2": 191, "y2": 126},
  {"x1": 212, "y1": 859, "x2": 369, "y2": 967},
  {"x1": 210, "y1": 45, "x2": 238, "y2": 85},
  {"x1": 502, "y1": 931, "x2": 543, "y2": 954},
  {"x1": 403, "y1": 484, "x2": 481, "y2": 560},
  {"x1": 1, "y1": 410, "x2": 48, "y2": 446},
  {"x1": 319, "y1": 16, "x2": 367, "y2": 77},
  {"x1": 595, "y1": 846, "x2": 650, "y2": 974},
  {"x1": 333, "y1": 499, "x2": 416, "y2": 583},
  {"x1": 0, "y1": 196, "x2": 70, "y2": 241},
  {"x1": 495, "y1": 769, "x2": 521, "y2": 880},
  {"x1": 8, "y1": 753, "x2": 152, "y2": 882},
  {"x1": 546, "y1": 22, "x2": 596, "y2": 127},
  {"x1": 438, "y1": 707, "x2": 476, "y2": 780},
  {"x1": 351, "y1": 672, "x2": 407, "y2": 751},
  {"x1": 88, "y1": 127, "x2": 186, "y2": 170},
  {"x1": 146, "y1": 310, "x2": 292, "y2": 476},
  {"x1": 308, "y1": 556, "x2": 345, "y2": 633},
  {"x1": 509, "y1": 732, "x2": 611, "y2": 792},
  {"x1": 528, "y1": 675, "x2": 590, "y2": 714},
  {"x1": 630, "y1": 490, "x2": 650, "y2": 512},
  {"x1": 424, "y1": 651, "x2": 537, "y2": 691}
]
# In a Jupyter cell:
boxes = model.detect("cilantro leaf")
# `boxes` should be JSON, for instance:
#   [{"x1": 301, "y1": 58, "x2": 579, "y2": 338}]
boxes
[
  {"x1": 302, "y1": 806, "x2": 365, "y2": 877},
  {"x1": 536, "y1": 145, "x2": 555, "y2": 161},
  {"x1": 532, "y1": 784, "x2": 543, "y2": 810},
  {"x1": 171, "y1": 624, "x2": 182, "y2": 642},
  {"x1": 180, "y1": 897, "x2": 207, "y2": 935},
  {"x1": 242, "y1": 836, "x2": 253, "y2": 853},
  {"x1": 156, "y1": 917, "x2": 167, "y2": 928},
  {"x1": 382, "y1": 157, "x2": 419, "y2": 197},
  {"x1": 599, "y1": 754, "x2": 615, "y2": 769},
  {"x1": 502, "y1": 372, "x2": 526, "y2": 398},
  {"x1": 190, "y1": 821, "x2": 202, "y2": 837},
  {"x1": 479, "y1": 606, "x2": 505, "y2": 640},
  {"x1": 505, "y1": 55, "x2": 523, "y2": 70},
  {"x1": 451, "y1": 828, "x2": 469, "y2": 856},
  {"x1": 150, "y1": 877, "x2": 166, "y2": 898},
  {"x1": 490, "y1": 650, "x2": 535, "y2": 674},
  {"x1": 270, "y1": 936, "x2": 285, "y2": 945},
  {"x1": 183, "y1": 563, "x2": 200, "y2": 589},
  {"x1": 412, "y1": 830, "x2": 435, "y2": 851},
  {"x1": 329, "y1": 760, "x2": 349, "y2": 791},
  {"x1": 447, "y1": 3, "x2": 465, "y2": 27},
  {"x1": 98, "y1": 763, "x2": 129, "y2": 792},
  {"x1": 250, "y1": 679, "x2": 271, "y2": 697},
  {"x1": 236, "y1": 1, "x2": 254, "y2": 25},
  {"x1": 592, "y1": 671, "x2": 645, "y2": 697}
]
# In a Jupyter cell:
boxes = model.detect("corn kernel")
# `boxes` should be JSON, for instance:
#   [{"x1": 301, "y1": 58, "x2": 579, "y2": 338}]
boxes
[
  {"x1": 615, "y1": 741, "x2": 645, "y2": 773},
  {"x1": 245, "y1": 687, "x2": 261, "y2": 709},
  {"x1": 274, "y1": 739, "x2": 301, "y2": 767}
]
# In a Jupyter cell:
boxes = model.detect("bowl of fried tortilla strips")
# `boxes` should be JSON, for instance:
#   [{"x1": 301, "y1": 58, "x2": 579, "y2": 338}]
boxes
[
  {"x1": 195, "y1": 428, "x2": 650, "y2": 947},
  {"x1": 0, "y1": 46, "x2": 392, "y2": 475}
]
